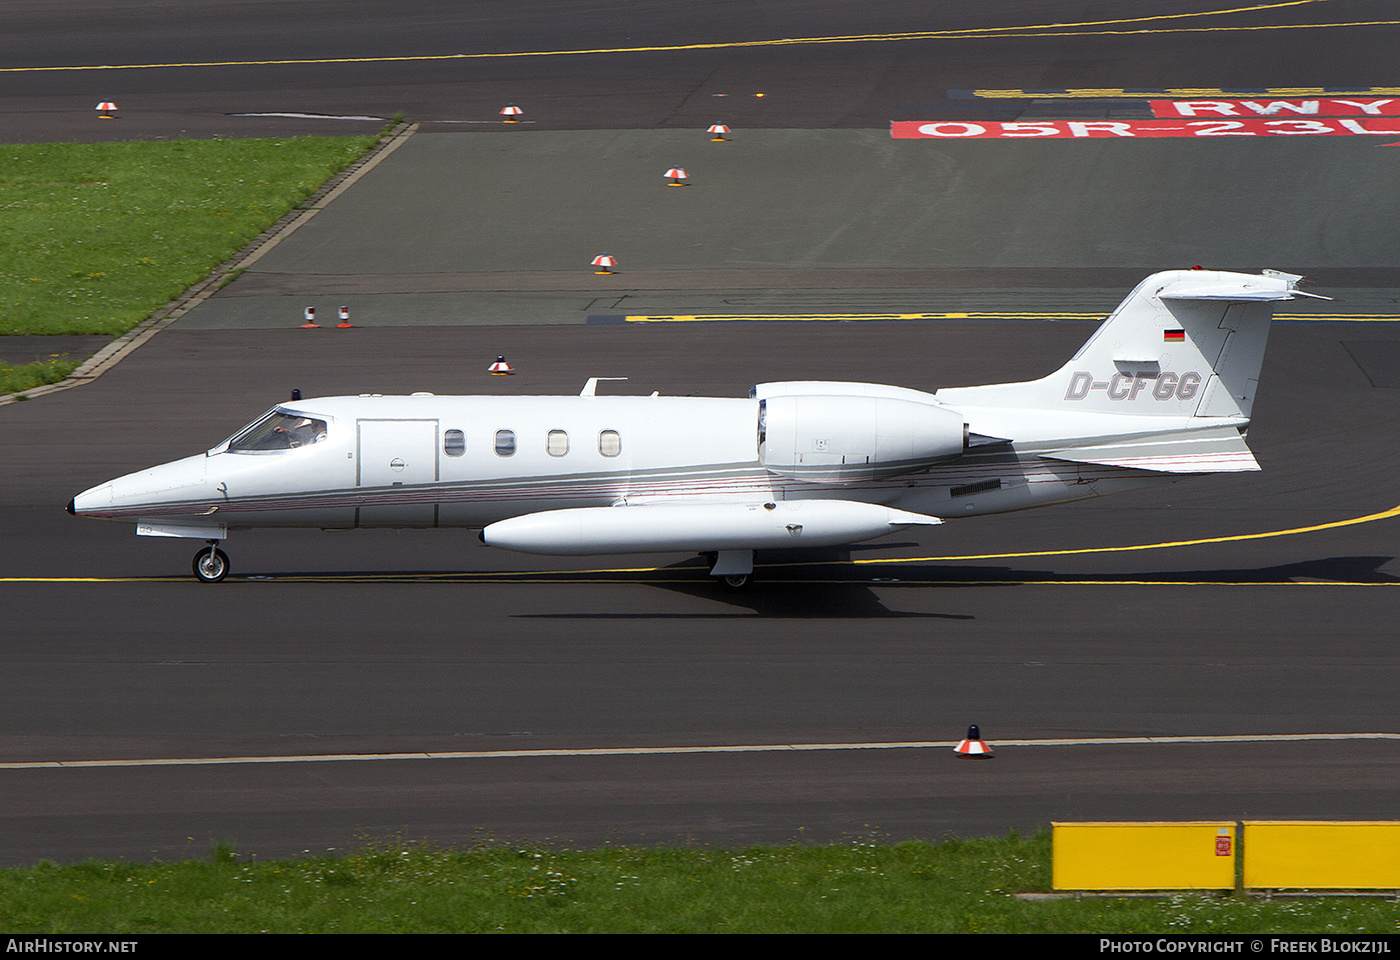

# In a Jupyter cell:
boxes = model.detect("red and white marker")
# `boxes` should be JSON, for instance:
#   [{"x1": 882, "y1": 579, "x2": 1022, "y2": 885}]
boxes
[
  {"x1": 488, "y1": 356, "x2": 514, "y2": 375},
  {"x1": 500, "y1": 105, "x2": 523, "y2": 122},
  {"x1": 665, "y1": 166, "x2": 689, "y2": 186},
  {"x1": 707, "y1": 124, "x2": 730, "y2": 141},
  {"x1": 301, "y1": 306, "x2": 319, "y2": 328},
  {"x1": 96, "y1": 101, "x2": 118, "y2": 119},
  {"x1": 590, "y1": 254, "x2": 618, "y2": 275},
  {"x1": 954, "y1": 724, "x2": 993, "y2": 758},
  {"x1": 337, "y1": 305, "x2": 354, "y2": 328}
]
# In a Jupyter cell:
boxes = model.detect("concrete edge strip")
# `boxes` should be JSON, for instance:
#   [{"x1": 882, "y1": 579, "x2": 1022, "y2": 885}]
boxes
[
  {"x1": 4, "y1": 732, "x2": 1395, "y2": 770},
  {"x1": 0, "y1": 122, "x2": 420, "y2": 408}
]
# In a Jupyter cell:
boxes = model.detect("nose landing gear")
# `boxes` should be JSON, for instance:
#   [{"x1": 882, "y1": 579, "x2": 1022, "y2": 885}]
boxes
[{"x1": 193, "y1": 541, "x2": 229, "y2": 583}]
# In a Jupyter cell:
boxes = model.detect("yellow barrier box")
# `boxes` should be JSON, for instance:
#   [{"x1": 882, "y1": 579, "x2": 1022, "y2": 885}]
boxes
[
  {"x1": 1244, "y1": 821, "x2": 1400, "y2": 890},
  {"x1": 1053, "y1": 822, "x2": 1236, "y2": 891}
]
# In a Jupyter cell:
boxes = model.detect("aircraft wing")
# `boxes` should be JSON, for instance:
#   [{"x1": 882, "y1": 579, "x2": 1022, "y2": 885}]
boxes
[{"x1": 1037, "y1": 425, "x2": 1260, "y2": 473}]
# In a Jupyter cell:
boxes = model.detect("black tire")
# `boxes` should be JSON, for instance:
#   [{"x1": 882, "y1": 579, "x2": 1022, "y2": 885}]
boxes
[
  {"x1": 192, "y1": 547, "x2": 230, "y2": 583},
  {"x1": 718, "y1": 573, "x2": 751, "y2": 591}
]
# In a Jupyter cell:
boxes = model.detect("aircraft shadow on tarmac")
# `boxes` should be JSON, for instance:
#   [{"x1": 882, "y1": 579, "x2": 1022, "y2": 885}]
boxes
[
  {"x1": 503, "y1": 554, "x2": 1399, "y2": 620},
  {"x1": 519, "y1": 577, "x2": 979, "y2": 620},
  {"x1": 813, "y1": 553, "x2": 1400, "y2": 586}
]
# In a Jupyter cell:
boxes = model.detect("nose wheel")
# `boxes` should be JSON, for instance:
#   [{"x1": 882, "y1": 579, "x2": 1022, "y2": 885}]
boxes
[{"x1": 192, "y1": 542, "x2": 229, "y2": 583}]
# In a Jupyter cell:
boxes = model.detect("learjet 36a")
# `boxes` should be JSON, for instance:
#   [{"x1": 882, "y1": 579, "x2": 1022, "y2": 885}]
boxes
[{"x1": 69, "y1": 269, "x2": 1322, "y2": 585}]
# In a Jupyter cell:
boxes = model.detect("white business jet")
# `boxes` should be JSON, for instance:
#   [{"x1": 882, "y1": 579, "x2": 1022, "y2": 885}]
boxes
[{"x1": 69, "y1": 269, "x2": 1322, "y2": 585}]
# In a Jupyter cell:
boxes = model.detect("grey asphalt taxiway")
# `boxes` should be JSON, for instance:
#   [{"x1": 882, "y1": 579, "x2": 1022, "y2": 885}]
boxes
[{"x1": 3, "y1": 2, "x2": 1400, "y2": 864}]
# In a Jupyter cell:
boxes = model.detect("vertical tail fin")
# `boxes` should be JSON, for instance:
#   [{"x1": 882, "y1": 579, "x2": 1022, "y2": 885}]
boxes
[{"x1": 937, "y1": 269, "x2": 1318, "y2": 419}]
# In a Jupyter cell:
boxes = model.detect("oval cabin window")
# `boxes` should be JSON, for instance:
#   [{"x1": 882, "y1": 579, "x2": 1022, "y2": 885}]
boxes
[
  {"x1": 598, "y1": 429, "x2": 621, "y2": 457},
  {"x1": 546, "y1": 429, "x2": 569, "y2": 457},
  {"x1": 444, "y1": 429, "x2": 465, "y2": 457},
  {"x1": 494, "y1": 429, "x2": 516, "y2": 457}
]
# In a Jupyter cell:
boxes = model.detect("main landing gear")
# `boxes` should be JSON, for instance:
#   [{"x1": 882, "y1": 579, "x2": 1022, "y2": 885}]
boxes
[
  {"x1": 704, "y1": 549, "x2": 754, "y2": 591},
  {"x1": 193, "y1": 541, "x2": 229, "y2": 583}
]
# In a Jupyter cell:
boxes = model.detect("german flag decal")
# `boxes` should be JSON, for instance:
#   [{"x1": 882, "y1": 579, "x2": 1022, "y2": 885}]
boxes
[{"x1": 1164, "y1": 329, "x2": 1186, "y2": 342}]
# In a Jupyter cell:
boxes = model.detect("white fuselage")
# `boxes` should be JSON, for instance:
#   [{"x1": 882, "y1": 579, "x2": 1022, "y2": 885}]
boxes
[
  {"x1": 69, "y1": 269, "x2": 1304, "y2": 573},
  {"x1": 70, "y1": 390, "x2": 1189, "y2": 541}
]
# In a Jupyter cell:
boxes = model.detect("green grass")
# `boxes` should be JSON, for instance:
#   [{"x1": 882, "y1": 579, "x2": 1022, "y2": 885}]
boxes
[
  {"x1": 2, "y1": 834, "x2": 1397, "y2": 933},
  {"x1": 0, "y1": 135, "x2": 377, "y2": 397},
  {"x1": 0, "y1": 355, "x2": 80, "y2": 397}
]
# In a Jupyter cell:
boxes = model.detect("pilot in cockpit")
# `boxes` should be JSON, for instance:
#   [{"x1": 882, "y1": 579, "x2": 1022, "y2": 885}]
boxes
[{"x1": 281, "y1": 418, "x2": 323, "y2": 447}]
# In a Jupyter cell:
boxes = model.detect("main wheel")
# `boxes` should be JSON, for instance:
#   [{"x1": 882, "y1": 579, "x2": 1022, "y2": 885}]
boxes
[
  {"x1": 718, "y1": 573, "x2": 751, "y2": 591},
  {"x1": 192, "y1": 546, "x2": 230, "y2": 583}
]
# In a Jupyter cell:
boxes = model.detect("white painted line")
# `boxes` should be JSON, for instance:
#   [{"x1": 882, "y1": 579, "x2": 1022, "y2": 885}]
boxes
[
  {"x1": 229, "y1": 112, "x2": 386, "y2": 121},
  {"x1": 4, "y1": 733, "x2": 1395, "y2": 771}
]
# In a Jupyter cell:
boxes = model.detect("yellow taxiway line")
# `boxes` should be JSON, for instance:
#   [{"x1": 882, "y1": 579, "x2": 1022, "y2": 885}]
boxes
[
  {"x1": 856, "y1": 502, "x2": 1400, "y2": 566},
  {"x1": 624, "y1": 312, "x2": 1104, "y2": 323},
  {"x1": 972, "y1": 86, "x2": 1400, "y2": 99},
  {"x1": 622, "y1": 313, "x2": 1400, "y2": 324},
  {"x1": 6, "y1": 499, "x2": 1400, "y2": 584},
  {"x1": 0, "y1": 2, "x2": 1377, "y2": 74}
]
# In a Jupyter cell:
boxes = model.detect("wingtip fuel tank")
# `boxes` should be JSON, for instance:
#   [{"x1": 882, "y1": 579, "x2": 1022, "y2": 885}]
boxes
[{"x1": 481, "y1": 499, "x2": 942, "y2": 555}]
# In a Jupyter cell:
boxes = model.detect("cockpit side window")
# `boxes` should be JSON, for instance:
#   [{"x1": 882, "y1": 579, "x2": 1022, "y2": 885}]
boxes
[{"x1": 229, "y1": 412, "x2": 328, "y2": 452}]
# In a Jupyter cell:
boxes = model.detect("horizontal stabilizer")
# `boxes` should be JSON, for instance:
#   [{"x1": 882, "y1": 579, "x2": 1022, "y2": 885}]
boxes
[
  {"x1": 1158, "y1": 284, "x2": 1293, "y2": 301},
  {"x1": 1157, "y1": 269, "x2": 1315, "y2": 302},
  {"x1": 1038, "y1": 426, "x2": 1260, "y2": 474}
]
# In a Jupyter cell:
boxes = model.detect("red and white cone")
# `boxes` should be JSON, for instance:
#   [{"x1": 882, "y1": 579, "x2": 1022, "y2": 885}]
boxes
[
  {"x1": 96, "y1": 101, "x2": 118, "y2": 119},
  {"x1": 488, "y1": 356, "x2": 514, "y2": 375},
  {"x1": 707, "y1": 124, "x2": 730, "y2": 141},
  {"x1": 954, "y1": 724, "x2": 993, "y2": 758},
  {"x1": 590, "y1": 254, "x2": 618, "y2": 275},
  {"x1": 337, "y1": 305, "x2": 354, "y2": 328},
  {"x1": 664, "y1": 166, "x2": 689, "y2": 186},
  {"x1": 301, "y1": 306, "x2": 319, "y2": 328},
  {"x1": 500, "y1": 105, "x2": 523, "y2": 122}
]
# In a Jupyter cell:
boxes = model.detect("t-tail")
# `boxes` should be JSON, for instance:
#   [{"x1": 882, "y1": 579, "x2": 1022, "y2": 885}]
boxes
[{"x1": 935, "y1": 268, "x2": 1326, "y2": 474}]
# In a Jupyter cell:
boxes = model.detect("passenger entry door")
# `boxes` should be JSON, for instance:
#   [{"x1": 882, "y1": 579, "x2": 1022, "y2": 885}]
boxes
[{"x1": 356, "y1": 419, "x2": 439, "y2": 527}]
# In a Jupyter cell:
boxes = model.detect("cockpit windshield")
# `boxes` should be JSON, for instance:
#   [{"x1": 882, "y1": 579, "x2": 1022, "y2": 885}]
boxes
[{"x1": 228, "y1": 411, "x2": 328, "y2": 452}]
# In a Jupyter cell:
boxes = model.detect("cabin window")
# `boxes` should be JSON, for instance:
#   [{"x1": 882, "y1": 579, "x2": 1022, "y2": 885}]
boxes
[
  {"x1": 598, "y1": 429, "x2": 621, "y2": 457},
  {"x1": 229, "y1": 412, "x2": 327, "y2": 452},
  {"x1": 546, "y1": 429, "x2": 569, "y2": 457},
  {"x1": 494, "y1": 429, "x2": 516, "y2": 457},
  {"x1": 444, "y1": 429, "x2": 465, "y2": 457}
]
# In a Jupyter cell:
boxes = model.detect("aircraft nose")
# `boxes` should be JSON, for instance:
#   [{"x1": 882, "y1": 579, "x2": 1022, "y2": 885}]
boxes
[{"x1": 69, "y1": 482, "x2": 114, "y2": 518}]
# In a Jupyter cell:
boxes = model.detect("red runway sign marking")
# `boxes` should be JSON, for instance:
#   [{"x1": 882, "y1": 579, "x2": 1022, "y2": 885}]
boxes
[
  {"x1": 1150, "y1": 98, "x2": 1400, "y2": 118},
  {"x1": 891, "y1": 118, "x2": 1400, "y2": 139}
]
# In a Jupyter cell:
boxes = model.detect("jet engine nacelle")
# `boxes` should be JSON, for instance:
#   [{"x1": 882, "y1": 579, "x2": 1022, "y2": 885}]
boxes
[{"x1": 758, "y1": 394, "x2": 967, "y2": 482}]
